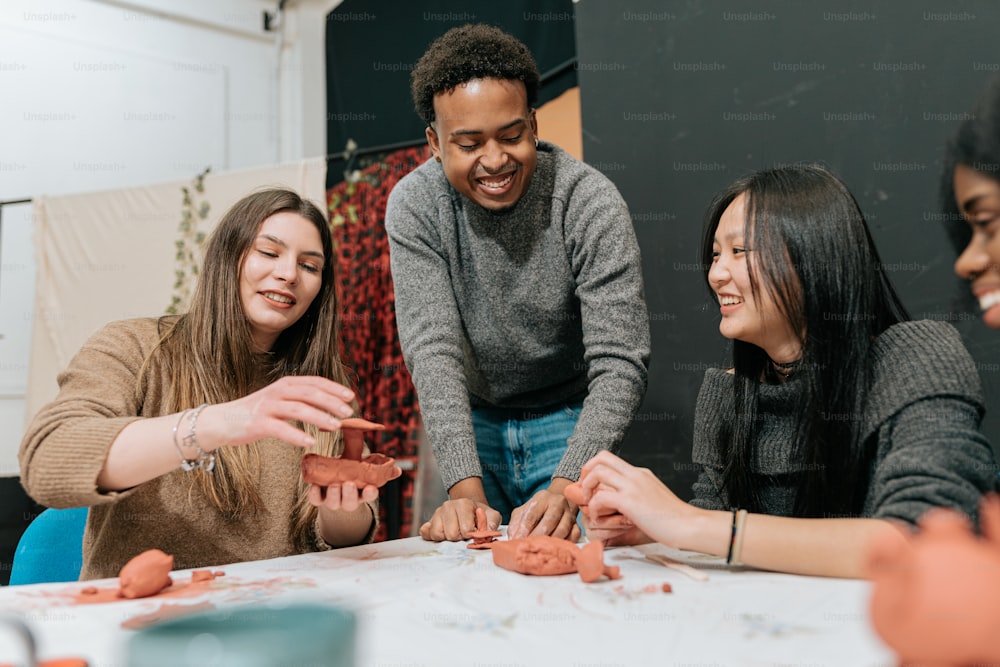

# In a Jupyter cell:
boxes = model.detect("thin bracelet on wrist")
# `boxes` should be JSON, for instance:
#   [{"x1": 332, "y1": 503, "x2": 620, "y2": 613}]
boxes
[
  {"x1": 725, "y1": 508, "x2": 739, "y2": 563},
  {"x1": 173, "y1": 403, "x2": 215, "y2": 472},
  {"x1": 171, "y1": 409, "x2": 198, "y2": 471},
  {"x1": 729, "y1": 509, "x2": 749, "y2": 566}
]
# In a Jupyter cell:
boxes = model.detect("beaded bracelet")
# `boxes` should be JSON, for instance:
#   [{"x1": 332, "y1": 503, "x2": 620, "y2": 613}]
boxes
[
  {"x1": 729, "y1": 509, "x2": 749, "y2": 566},
  {"x1": 172, "y1": 403, "x2": 215, "y2": 472}
]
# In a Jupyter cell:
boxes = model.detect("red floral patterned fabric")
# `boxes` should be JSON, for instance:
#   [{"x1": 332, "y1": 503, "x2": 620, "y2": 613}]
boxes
[{"x1": 328, "y1": 145, "x2": 430, "y2": 541}]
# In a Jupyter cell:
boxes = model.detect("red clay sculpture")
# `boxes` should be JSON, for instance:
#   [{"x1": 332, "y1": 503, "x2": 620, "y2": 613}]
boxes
[
  {"x1": 466, "y1": 506, "x2": 502, "y2": 549},
  {"x1": 301, "y1": 417, "x2": 402, "y2": 488},
  {"x1": 490, "y1": 536, "x2": 621, "y2": 583}
]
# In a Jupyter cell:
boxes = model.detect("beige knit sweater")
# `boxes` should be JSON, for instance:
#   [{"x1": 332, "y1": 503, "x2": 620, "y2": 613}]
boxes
[{"x1": 19, "y1": 317, "x2": 375, "y2": 580}]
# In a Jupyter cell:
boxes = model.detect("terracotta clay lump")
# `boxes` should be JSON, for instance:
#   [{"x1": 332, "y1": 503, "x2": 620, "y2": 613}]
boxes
[
  {"x1": 118, "y1": 549, "x2": 174, "y2": 599},
  {"x1": 490, "y1": 535, "x2": 621, "y2": 583},
  {"x1": 301, "y1": 417, "x2": 402, "y2": 487}
]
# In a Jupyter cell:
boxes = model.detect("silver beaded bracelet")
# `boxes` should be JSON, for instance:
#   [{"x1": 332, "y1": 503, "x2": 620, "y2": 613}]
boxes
[{"x1": 171, "y1": 403, "x2": 215, "y2": 472}]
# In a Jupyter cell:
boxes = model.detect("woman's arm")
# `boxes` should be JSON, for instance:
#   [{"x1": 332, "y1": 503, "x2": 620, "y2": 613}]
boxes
[
  {"x1": 98, "y1": 376, "x2": 357, "y2": 491},
  {"x1": 581, "y1": 451, "x2": 908, "y2": 578}
]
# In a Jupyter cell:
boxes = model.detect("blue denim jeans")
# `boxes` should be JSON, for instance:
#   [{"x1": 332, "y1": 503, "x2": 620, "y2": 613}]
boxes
[{"x1": 471, "y1": 401, "x2": 583, "y2": 523}]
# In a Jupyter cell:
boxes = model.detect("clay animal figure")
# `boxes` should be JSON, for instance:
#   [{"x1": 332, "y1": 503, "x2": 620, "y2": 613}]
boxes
[
  {"x1": 466, "y1": 507, "x2": 502, "y2": 549},
  {"x1": 866, "y1": 494, "x2": 1000, "y2": 666},
  {"x1": 301, "y1": 417, "x2": 402, "y2": 488},
  {"x1": 490, "y1": 535, "x2": 621, "y2": 583}
]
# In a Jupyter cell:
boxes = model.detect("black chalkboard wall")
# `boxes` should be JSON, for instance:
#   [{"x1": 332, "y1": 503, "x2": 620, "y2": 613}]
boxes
[{"x1": 574, "y1": 0, "x2": 1000, "y2": 499}]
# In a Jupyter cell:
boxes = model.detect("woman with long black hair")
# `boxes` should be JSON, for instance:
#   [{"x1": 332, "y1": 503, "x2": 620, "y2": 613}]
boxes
[{"x1": 576, "y1": 164, "x2": 996, "y2": 578}]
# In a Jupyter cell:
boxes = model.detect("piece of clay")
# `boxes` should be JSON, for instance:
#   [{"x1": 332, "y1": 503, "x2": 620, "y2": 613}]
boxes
[
  {"x1": 80, "y1": 586, "x2": 98, "y2": 595},
  {"x1": 191, "y1": 570, "x2": 221, "y2": 583},
  {"x1": 466, "y1": 506, "x2": 501, "y2": 549},
  {"x1": 662, "y1": 582, "x2": 673, "y2": 593},
  {"x1": 338, "y1": 417, "x2": 384, "y2": 459},
  {"x1": 491, "y1": 536, "x2": 578, "y2": 576},
  {"x1": 490, "y1": 536, "x2": 620, "y2": 583},
  {"x1": 301, "y1": 417, "x2": 402, "y2": 488},
  {"x1": 867, "y1": 494, "x2": 1000, "y2": 666},
  {"x1": 576, "y1": 540, "x2": 622, "y2": 583},
  {"x1": 118, "y1": 549, "x2": 174, "y2": 599}
]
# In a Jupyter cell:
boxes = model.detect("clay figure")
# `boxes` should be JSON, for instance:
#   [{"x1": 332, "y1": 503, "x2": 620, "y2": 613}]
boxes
[
  {"x1": 490, "y1": 536, "x2": 621, "y2": 583},
  {"x1": 301, "y1": 417, "x2": 402, "y2": 488},
  {"x1": 118, "y1": 549, "x2": 174, "y2": 599},
  {"x1": 866, "y1": 494, "x2": 1000, "y2": 666},
  {"x1": 576, "y1": 540, "x2": 622, "y2": 583},
  {"x1": 466, "y1": 506, "x2": 502, "y2": 549}
]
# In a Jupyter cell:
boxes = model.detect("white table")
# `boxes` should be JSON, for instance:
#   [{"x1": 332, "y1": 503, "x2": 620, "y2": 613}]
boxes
[{"x1": 0, "y1": 535, "x2": 895, "y2": 666}]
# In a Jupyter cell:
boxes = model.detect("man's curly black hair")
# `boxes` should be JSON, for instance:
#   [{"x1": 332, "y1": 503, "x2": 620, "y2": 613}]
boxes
[{"x1": 410, "y1": 24, "x2": 540, "y2": 126}]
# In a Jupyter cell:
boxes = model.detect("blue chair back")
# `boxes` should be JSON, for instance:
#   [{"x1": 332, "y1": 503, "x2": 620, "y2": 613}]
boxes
[{"x1": 10, "y1": 507, "x2": 88, "y2": 585}]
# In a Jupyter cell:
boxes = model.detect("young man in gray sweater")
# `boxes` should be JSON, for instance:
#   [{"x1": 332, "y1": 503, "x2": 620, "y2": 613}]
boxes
[{"x1": 386, "y1": 24, "x2": 650, "y2": 542}]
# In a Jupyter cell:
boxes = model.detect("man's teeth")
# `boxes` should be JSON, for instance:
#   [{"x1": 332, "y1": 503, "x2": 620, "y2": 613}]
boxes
[
  {"x1": 719, "y1": 296, "x2": 743, "y2": 306},
  {"x1": 980, "y1": 292, "x2": 1000, "y2": 311},
  {"x1": 479, "y1": 173, "x2": 514, "y2": 190},
  {"x1": 264, "y1": 292, "x2": 293, "y2": 304}
]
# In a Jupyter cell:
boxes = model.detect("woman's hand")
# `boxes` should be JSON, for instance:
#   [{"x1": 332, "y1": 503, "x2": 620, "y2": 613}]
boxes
[
  {"x1": 307, "y1": 480, "x2": 379, "y2": 512},
  {"x1": 310, "y1": 481, "x2": 379, "y2": 548},
  {"x1": 205, "y1": 376, "x2": 356, "y2": 450},
  {"x1": 579, "y1": 451, "x2": 699, "y2": 549}
]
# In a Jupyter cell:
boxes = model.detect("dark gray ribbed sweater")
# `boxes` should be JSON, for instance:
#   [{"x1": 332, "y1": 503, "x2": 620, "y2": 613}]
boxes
[
  {"x1": 385, "y1": 141, "x2": 650, "y2": 490},
  {"x1": 691, "y1": 320, "x2": 997, "y2": 523}
]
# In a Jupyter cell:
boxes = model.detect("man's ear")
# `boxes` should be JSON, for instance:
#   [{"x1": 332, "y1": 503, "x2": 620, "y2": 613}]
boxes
[
  {"x1": 426, "y1": 125, "x2": 441, "y2": 160},
  {"x1": 529, "y1": 109, "x2": 538, "y2": 141}
]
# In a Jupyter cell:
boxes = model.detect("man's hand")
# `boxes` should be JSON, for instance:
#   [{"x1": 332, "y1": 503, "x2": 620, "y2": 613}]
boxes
[
  {"x1": 507, "y1": 479, "x2": 581, "y2": 541},
  {"x1": 419, "y1": 497, "x2": 502, "y2": 542}
]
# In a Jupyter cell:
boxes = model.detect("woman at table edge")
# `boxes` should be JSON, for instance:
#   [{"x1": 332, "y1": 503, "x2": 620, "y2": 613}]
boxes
[
  {"x1": 863, "y1": 74, "x2": 1000, "y2": 665},
  {"x1": 19, "y1": 188, "x2": 385, "y2": 580},
  {"x1": 575, "y1": 163, "x2": 996, "y2": 579}
]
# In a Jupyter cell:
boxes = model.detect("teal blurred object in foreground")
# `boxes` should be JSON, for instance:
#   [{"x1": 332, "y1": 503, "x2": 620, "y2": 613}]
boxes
[{"x1": 127, "y1": 603, "x2": 356, "y2": 667}]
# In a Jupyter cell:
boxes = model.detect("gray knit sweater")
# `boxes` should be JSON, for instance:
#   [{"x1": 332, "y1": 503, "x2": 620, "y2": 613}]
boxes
[
  {"x1": 691, "y1": 320, "x2": 997, "y2": 523},
  {"x1": 385, "y1": 141, "x2": 650, "y2": 490}
]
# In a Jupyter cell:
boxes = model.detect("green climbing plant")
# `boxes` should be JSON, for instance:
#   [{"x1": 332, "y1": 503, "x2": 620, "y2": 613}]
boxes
[{"x1": 165, "y1": 167, "x2": 211, "y2": 315}]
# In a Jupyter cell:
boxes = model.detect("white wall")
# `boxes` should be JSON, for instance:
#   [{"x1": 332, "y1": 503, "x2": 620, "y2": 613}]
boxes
[{"x1": 0, "y1": 0, "x2": 342, "y2": 475}]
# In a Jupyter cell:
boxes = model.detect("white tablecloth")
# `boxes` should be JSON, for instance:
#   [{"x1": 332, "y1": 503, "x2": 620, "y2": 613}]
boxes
[{"x1": 0, "y1": 536, "x2": 895, "y2": 666}]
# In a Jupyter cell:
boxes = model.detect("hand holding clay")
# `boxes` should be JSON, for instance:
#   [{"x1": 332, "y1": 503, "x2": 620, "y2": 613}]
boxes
[
  {"x1": 420, "y1": 497, "x2": 502, "y2": 542},
  {"x1": 507, "y1": 486, "x2": 581, "y2": 541},
  {"x1": 579, "y1": 451, "x2": 691, "y2": 548},
  {"x1": 866, "y1": 494, "x2": 1000, "y2": 666},
  {"x1": 301, "y1": 417, "x2": 402, "y2": 489}
]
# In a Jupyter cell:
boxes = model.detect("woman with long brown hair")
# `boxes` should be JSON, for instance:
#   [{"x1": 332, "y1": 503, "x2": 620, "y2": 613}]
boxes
[{"x1": 20, "y1": 188, "x2": 383, "y2": 579}]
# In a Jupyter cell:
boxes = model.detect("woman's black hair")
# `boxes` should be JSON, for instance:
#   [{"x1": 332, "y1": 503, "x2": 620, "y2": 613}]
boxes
[
  {"x1": 700, "y1": 164, "x2": 910, "y2": 517},
  {"x1": 941, "y1": 74, "x2": 1000, "y2": 253}
]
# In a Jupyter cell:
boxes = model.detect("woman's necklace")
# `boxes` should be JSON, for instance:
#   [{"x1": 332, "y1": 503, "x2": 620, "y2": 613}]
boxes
[{"x1": 771, "y1": 359, "x2": 800, "y2": 379}]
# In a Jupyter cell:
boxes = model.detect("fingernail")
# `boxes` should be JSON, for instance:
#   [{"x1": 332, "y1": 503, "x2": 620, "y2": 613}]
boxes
[{"x1": 338, "y1": 406, "x2": 353, "y2": 417}]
